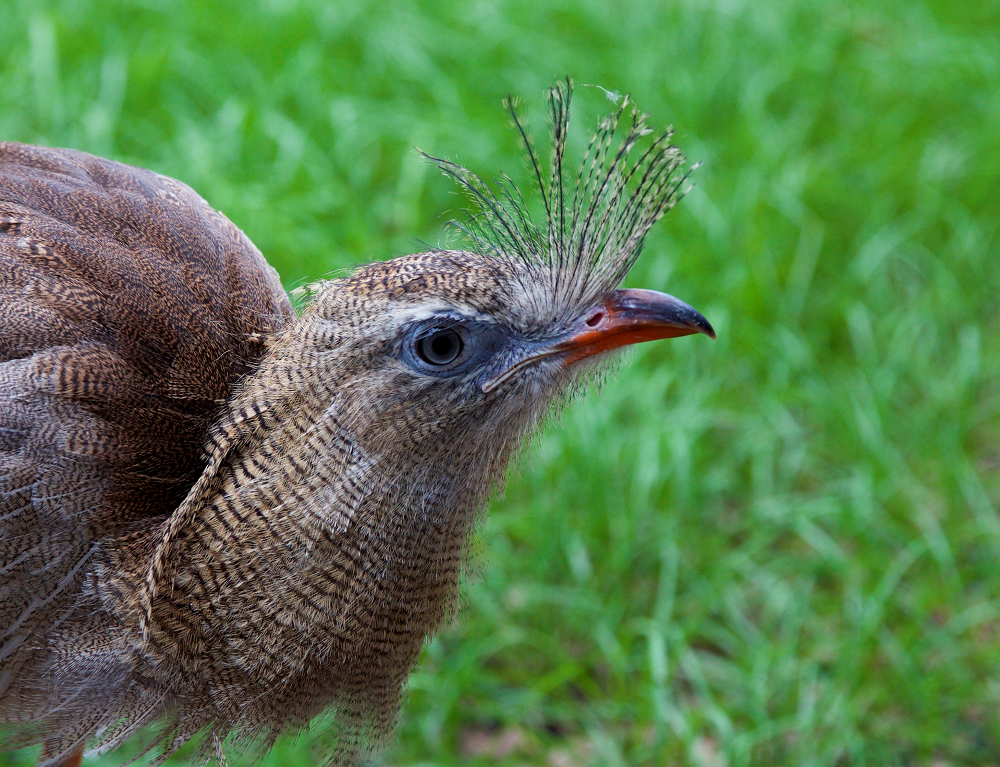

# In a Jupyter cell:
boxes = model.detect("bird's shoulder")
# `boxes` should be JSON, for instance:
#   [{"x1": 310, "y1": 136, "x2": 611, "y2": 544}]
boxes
[{"x1": 0, "y1": 143, "x2": 293, "y2": 717}]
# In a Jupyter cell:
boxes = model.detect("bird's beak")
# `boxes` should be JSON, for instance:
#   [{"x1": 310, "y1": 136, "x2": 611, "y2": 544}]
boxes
[
  {"x1": 555, "y1": 288, "x2": 716, "y2": 366},
  {"x1": 481, "y1": 289, "x2": 714, "y2": 393}
]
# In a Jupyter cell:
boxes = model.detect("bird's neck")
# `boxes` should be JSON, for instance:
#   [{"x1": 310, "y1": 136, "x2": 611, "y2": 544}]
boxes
[{"x1": 145, "y1": 382, "x2": 494, "y2": 732}]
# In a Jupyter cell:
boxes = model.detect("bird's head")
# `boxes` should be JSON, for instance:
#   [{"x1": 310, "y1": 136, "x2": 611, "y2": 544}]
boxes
[
  {"x1": 270, "y1": 80, "x2": 714, "y2": 515},
  {"x1": 139, "y1": 81, "x2": 715, "y2": 755}
]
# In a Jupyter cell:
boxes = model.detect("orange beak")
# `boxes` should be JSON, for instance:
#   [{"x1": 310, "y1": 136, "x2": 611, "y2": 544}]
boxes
[
  {"x1": 481, "y1": 289, "x2": 714, "y2": 393},
  {"x1": 556, "y1": 288, "x2": 715, "y2": 365}
]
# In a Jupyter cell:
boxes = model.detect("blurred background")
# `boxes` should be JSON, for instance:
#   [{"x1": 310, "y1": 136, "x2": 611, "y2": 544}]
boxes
[{"x1": 1, "y1": 0, "x2": 998, "y2": 764}]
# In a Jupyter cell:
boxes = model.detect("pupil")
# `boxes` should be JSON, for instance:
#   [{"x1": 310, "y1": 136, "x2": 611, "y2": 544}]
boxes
[{"x1": 431, "y1": 335, "x2": 453, "y2": 357}]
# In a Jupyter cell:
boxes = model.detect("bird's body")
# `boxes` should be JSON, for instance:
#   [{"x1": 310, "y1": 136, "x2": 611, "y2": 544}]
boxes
[{"x1": 0, "y1": 82, "x2": 713, "y2": 765}]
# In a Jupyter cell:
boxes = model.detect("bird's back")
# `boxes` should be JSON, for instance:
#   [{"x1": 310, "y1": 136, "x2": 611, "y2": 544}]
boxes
[{"x1": 0, "y1": 143, "x2": 293, "y2": 756}]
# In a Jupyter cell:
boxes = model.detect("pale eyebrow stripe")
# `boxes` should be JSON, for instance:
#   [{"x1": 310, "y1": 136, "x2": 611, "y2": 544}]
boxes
[{"x1": 386, "y1": 301, "x2": 493, "y2": 325}]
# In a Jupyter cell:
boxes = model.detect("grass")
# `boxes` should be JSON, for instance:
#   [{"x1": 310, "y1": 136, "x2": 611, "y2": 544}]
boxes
[{"x1": 1, "y1": 0, "x2": 999, "y2": 764}]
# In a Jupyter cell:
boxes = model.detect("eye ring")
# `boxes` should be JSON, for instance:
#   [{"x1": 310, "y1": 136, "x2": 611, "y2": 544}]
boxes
[{"x1": 415, "y1": 329, "x2": 465, "y2": 366}]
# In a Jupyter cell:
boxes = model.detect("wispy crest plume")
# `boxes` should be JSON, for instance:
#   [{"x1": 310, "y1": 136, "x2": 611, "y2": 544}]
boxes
[{"x1": 421, "y1": 77, "x2": 693, "y2": 316}]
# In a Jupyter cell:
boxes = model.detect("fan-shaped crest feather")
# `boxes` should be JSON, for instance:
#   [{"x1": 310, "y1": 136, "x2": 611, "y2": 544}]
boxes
[{"x1": 421, "y1": 78, "x2": 693, "y2": 322}]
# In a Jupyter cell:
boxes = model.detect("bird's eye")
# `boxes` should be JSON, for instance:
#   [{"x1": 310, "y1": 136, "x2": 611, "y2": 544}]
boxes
[
  {"x1": 402, "y1": 319, "x2": 482, "y2": 376},
  {"x1": 415, "y1": 330, "x2": 464, "y2": 366}
]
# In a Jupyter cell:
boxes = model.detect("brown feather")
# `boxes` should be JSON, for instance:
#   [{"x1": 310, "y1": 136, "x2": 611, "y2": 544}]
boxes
[{"x1": 0, "y1": 142, "x2": 291, "y2": 764}]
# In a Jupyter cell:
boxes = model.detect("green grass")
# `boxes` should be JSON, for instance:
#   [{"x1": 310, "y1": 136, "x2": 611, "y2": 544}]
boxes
[{"x1": 2, "y1": 0, "x2": 999, "y2": 764}]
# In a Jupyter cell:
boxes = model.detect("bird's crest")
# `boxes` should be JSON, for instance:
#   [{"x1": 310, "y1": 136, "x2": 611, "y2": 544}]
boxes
[{"x1": 421, "y1": 78, "x2": 693, "y2": 322}]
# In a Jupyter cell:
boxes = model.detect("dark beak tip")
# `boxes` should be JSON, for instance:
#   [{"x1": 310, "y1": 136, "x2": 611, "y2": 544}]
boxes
[
  {"x1": 610, "y1": 288, "x2": 716, "y2": 342},
  {"x1": 676, "y1": 304, "x2": 715, "y2": 341}
]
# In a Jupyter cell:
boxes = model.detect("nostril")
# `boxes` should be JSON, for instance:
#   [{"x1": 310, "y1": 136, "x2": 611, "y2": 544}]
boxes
[{"x1": 585, "y1": 311, "x2": 605, "y2": 328}]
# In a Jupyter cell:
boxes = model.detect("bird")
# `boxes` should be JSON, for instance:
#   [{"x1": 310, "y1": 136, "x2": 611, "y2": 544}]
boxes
[{"x1": 0, "y1": 80, "x2": 714, "y2": 766}]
